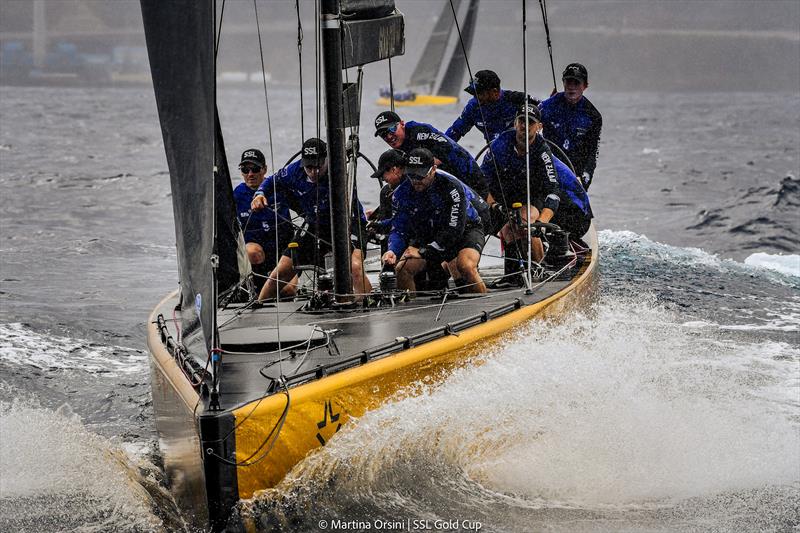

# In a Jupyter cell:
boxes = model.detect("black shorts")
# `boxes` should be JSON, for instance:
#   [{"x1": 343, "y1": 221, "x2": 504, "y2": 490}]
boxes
[
  {"x1": 552, "y1": 205, "x2": 591, "y2": 238},
  {"x1": 282, "y1": 223, "x2": 368, "y2": 267},
  {"x1": 422, "y1": 225, "x2": 486, "y2": 264}
]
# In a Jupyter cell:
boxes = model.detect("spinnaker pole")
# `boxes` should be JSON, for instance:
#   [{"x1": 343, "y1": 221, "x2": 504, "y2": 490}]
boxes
[{"x1": 321, "y1": 0, "x2": 352, "y2": 300}]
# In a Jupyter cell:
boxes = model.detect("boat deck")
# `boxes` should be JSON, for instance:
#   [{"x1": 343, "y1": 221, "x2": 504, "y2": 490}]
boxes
[{"x1": 151, "y1": 241, "x2": 594, "y2": 411}]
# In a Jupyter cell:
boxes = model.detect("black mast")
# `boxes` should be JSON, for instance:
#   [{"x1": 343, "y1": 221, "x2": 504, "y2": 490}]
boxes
[{"x1": 321, "y1": 0, "x2": 352, "y2": 300}]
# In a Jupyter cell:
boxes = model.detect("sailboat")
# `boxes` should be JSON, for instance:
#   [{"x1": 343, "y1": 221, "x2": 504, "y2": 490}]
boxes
[
  {"x1": 376, "y1": 0, "x2": 480, "y2": 107},
  {"x1": 142, "y1": 0, "x2": 597, "y2": 529}
]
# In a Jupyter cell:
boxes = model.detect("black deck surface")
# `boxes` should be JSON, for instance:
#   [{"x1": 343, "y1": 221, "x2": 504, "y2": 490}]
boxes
[{"x1": 152, "y1": 245, "x2": 592, "y2": 411}]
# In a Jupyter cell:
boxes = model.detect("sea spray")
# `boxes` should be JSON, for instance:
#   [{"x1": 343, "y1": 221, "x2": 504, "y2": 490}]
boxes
[
  {"x1": 240, "y1": 295, "x2": 799, "y2": 532},
  {"x1": 0, "y1": 386, "x2": 166, "y2": 532}
]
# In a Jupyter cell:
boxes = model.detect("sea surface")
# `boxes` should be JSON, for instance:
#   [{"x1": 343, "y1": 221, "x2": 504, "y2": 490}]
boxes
[{"x1": 0, "y1": 86, "x2": 798, "y2": 532}]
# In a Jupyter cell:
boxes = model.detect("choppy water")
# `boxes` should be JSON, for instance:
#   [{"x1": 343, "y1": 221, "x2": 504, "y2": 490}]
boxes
[{"x1": 1, "y1": 85, "x2": 798, "y2": 532}]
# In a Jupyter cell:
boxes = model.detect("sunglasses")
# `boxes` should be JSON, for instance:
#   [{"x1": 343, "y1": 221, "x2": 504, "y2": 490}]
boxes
[
  {"x1": 379, "y1": 124, "x2": 399, "y2": 138},
  {"x1": 240, "y1": 165, "x2": 263, "y2": 174},
  {"x1": 407, "y1": 167, "x2": 432, "y2": 181}
]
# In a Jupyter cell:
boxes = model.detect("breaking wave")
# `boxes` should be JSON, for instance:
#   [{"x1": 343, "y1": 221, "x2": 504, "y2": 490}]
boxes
[
  {"x1": 0, "y1": 385, "x2": 172, "y2": 532},
  {"x1": 239, "y1": 287, "x2": 799, "y2": 532},
  {"x1": 0, "y1": 322, "x2": 147, "y2": 375}
]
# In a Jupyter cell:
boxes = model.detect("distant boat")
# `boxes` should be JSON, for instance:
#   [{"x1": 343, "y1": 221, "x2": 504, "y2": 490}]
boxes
[{"x1": 377, "y1": 0, "x2": 479, "y2": 107}]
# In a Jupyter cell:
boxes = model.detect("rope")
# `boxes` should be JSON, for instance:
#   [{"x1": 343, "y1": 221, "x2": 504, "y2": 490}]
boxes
[
  {"x1": 538, "y1": 0, "x2": 558, "y2": 94},
  {"x1": 214, "y1": 0, "x2": 226, "y2": 60},
  {"x1": 388, "y1": 58, "x2": 396, "y2": 112},
  {"x1": 523, "y1": 0, "x2": 533, "y2": 289},
  {"x1": 446, "y1": 0, "x2": 525, "y2": 266},
  {"x1": 295, "y1": 0, "x2": 305, "y2": 139},
  {"x1": 253, "y1": 0, "x2": 275, "y2": 171},
  {"x1": 253, "y1": 0, "x2": 285, "y2": 380}
]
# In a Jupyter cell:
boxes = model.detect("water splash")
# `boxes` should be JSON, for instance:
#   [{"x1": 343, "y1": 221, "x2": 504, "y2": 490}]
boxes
[
  {"x1": 744, "y1": 252, "x2": 800, "y2": 278},
  {"x1": 0, "y1": 386, "x2": 167, "y2": 532},
  {"x1": 240, "y1": 296, "x2": 799, "y2": 531}
]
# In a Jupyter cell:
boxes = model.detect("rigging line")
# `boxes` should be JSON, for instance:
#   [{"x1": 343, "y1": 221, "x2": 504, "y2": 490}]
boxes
[
  {"x1": 311, "y1": 0, "x2": 325, "y2": 297},
  {"x1": 538, "y1": 0, "x2": 557, "y2": 93},
  {"x1": 448, "y1": 0, "x2": 474, "y2": 91},
  {"x1": 207, "y1": 384, "x2": 291, "y2": 467},
  {"x1": 387, "y1": 58, "x2": 395, "y2": 112},
  {"x1": 214, "y1": 0, "x2": 226, "y2": 60},
  {"x1": 341, "y1": 59, "x2": 369, "y2": 299},
  {"x1": 207, "y1": 321, "x2": 320, "y2": 451},
  {"x1": 253, "y1": 0, "x2": 284, "y2": 377},
  {"x1": 253, "y1": 0, "x2": 275, "y2": 170},
  {"x1": 448, "y1": 0, "x2": 524, "y2": 264},
  {"x1": 523, "y1": 0, "x2": 533, "y2": 290},
  {"x1": 296, "y1": 0, "x2": 305, "y2": 139}
]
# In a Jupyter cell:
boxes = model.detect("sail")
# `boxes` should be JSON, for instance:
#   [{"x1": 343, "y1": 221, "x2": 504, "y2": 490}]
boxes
[
  {"x1": 407, "y1": 0, "x2": 462, "y2": 91},
  {"x1": 141, "y1": 0, "x2": 243, "y2": 355},
  {"x1": 438, "y1": 0, "x2": 479, "y2": 96}
]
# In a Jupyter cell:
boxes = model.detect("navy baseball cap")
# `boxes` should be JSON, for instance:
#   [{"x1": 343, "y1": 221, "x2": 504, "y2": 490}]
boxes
[
  {"x1": 516, "y1": 103, "x2": 541, "y2": 123},
  {"x1": 464, "y1": 70, "x2": 501, "y2": 95},
  {"x1": 562, "y1": 63, "x2": 588, "y2": 83},
  {"x1": 371, "y1": 149, "x2": 406, "y2": 179},
  {"x1": 374, "y1": 110, "x2": 401, "y2": 136},
  {"x1": 240, "y1": 148, "x2": 266, "y2": 167},
  {"x1": 301, "y1": 138, "x2": 327, "y2": 167},
  {"x1": 405, "y1": 148, "x2": 434, "y2": 177}
]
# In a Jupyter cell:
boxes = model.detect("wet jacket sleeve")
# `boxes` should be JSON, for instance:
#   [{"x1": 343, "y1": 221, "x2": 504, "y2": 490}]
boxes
[
  {"x1": 427, "y1": 180, "x2": 468, "y2": 252},
  {"x1": 387, "y1": 193, "x2": 410, "y2": 256},
  {"x1": 583, "y1": 110, "x2": 602, "y2": 178},
  {"x1": 254, "y1": 174, "x2": 280, "y2": 204},
  {"x1": 445, "y1": 100, "x2": 476, "y2": 142},
  {"x1": 479, "y1": 149, "x2": 502, "y2": 202},
  {"x1": 536, "y1": 142, "x2": 562, "y2": 214}
]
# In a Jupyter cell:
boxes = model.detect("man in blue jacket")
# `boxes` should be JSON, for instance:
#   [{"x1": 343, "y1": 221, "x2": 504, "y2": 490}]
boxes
[
  {"x1": 232, "y1": 148, "x2": 292, "y2": 292},
  {"x1": 374, "y1": 110, "x2": 488, "y2": 199},
  {"x1": 540, "y1": 63, "x2": 602, "y2": 190},
  {"x1": 446, "y1": 69, "x2": 537, "y2": 143},
  {"x1": 382, "y1": 148, "x2": 489, "y2": 294},
  {"x1": 250, "y1": 138, "x2": 371, "y2": 300},
  {"x1": 481, "y1": 104, "x2": 592, "y2": 276}
]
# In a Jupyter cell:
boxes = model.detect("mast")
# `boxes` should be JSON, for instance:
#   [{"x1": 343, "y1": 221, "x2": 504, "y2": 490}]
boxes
[{"x1": 321, "y1": 0, "x2": 352, "y2": 300}]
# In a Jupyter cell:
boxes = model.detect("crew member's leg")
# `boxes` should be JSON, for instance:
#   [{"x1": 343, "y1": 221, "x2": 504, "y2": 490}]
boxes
[
  {"x1": 395, "y1": 246, "x2": 427, "y2": 292},
  {"x1": 455, "y1": 248, "x2": 486, "y2": 293},
  {"x1": 455, "y1": 225, "x2": 487, "y2": 293},
  {"x1": 259, "y1": 254, "x2": 297, "y2": 300},
  {"x1": 350, "y1": 248, "x2": 372, "y2": 299}
]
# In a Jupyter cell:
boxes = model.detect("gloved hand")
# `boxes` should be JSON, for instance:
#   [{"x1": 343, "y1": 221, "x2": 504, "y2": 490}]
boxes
[
  {"x1": 490, "y1": 203, "x2": 508, "y2": 218},
  {"x1": 581, "y1": 171, "x2": 592, "y2": 190}
]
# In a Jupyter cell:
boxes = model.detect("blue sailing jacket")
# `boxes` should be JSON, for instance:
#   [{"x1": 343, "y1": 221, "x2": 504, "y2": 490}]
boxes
[
  {"x1": 445, "y1": 90, "x2": 535, "y2": 142},
  {"x1": 255, "y1": 160, "x2": 366, "y2": 230},
  {"x1": 233, "y1": 182, "x2": 292, "y2": 246},
  {"x1": 539, "y1": 92, "x2": 602, "y2": 179},
  {"x1": 388, "y1": 170, "x2": 487, "y2": 256},
  {"x1": 396, "y1": 120, "x2": 488, "y2": 198},
  {"x1": 480, "y1": 130, "x2": 591, "y2": 217}
]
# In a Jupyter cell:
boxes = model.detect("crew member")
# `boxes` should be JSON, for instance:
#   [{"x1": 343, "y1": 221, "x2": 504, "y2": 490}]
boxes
[
  {"x1": 481, "y1": 104, "x2": 592, "y2": 277},
  {"x1": 382, "y1": 148, "x2": 489, "y2": 294},
  {"x1": 366, "y1": 148, "x2": 408, "y2": 248},
  {"x1": 540, "y1": 63, "x2": 602, "y2": 190},
  {"x1": 232, "y1": 148, "x2": 292, "y2": 292},
  {"x1": 374, "y1": 110, "x2": 488, "y2": 199},
  {"x1": 446, "y1": 69, "x2": 538, "y2": 143},
  {"x1": 251, "y1": 138, "x2": 371, "y2": 300}
]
